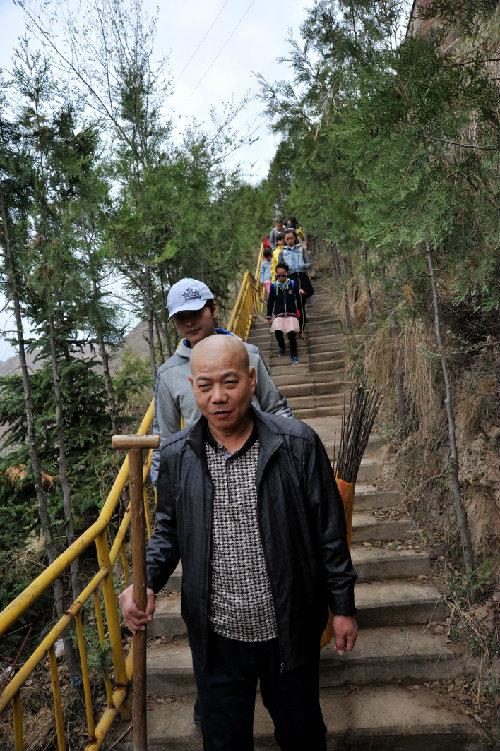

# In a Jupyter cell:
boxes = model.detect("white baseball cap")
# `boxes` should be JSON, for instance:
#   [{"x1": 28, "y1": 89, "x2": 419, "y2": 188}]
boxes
[{"x1": 167, "y1": 278, "x2": 214, "y2": 319}]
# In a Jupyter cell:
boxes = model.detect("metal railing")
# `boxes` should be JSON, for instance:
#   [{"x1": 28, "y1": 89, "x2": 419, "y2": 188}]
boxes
[
  {"x1": 227, "y1": 254, "x2": 265, "y2": 339},
  {"x1": 0, "y1": 256, "x2": 263, "y2": 751}
]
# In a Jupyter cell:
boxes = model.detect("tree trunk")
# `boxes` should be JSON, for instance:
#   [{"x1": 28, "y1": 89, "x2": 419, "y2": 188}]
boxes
[
  {"x1": 380, "y1": 265, "x2": 406, "y2": 437},
  {"x1": 98, "y1": 331, "x2": 119, "y2": 435},
  {"x1": 144, "y1": 265, "x2": 157, "y2": 382},
  {"x1": 362, "y1": 242, "x2": 375, "y2": 338},
  {"x1": 1, "y1": 191, "x2": 80, "y2": 680},
  {"x1": 339, "y1": 252, "x2": 353, "y2": 334},
  {"x1": 91, "y1": 278, "x2": 119, "y2": 435},
  {"x1": 159, "y1": 266, "x2": 173, "y2": 356},
  {"x1": 154, "y1": 312, "x2": 165, "y2": 364},
  {"x1": 426, "y1": 241, "x2": 476, "y2": 600},
  {"x1": 48, "y1": 310, "x2": 80, "y2": 602}
]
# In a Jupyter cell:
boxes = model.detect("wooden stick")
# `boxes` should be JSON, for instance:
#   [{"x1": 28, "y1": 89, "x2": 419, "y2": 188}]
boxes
[{"x1": 113, "y1": 434, "x2": 159, "y2": 751}]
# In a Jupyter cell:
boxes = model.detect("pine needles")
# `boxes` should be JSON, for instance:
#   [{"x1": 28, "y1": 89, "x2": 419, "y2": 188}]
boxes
[{"x1": 335, "y1": 376, "x2": 383, "y2": 483}]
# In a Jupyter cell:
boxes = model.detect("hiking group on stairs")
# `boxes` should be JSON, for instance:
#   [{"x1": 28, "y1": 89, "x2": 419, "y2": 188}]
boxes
[
  {"x1": 261, "y1": 216, "x2": 315, "y2": 366},
  {"x1": 117, "y1": 217, "x2": 480, "y2": 750},
  {"x1": 119, "y1": 216, "x2": 360, "y2": 751}
]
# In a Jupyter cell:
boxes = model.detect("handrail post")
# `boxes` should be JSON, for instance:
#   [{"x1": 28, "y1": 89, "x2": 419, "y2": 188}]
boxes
[{"x1": 112, "y1": 435, "x2": 160, "y2": 751}]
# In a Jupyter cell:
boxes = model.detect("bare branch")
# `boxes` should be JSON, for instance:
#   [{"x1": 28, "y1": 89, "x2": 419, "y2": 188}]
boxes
[{"x1": 427, "y1": 137, "x2": 497, "y2": 151}]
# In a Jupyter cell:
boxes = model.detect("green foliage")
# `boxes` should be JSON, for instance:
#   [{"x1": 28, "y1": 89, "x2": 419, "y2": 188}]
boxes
[
  {"x1": 259, "y1": 0, "x2": 499, "y2": 323},
  {"x1": 0, "y1": 359, "x2": 114, "y2": 526},
  {"x1": 0, "y1": 535, "x2": 51, "y2": 658}
]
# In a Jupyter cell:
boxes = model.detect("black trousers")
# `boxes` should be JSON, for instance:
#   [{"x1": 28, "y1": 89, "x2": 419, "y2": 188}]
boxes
[
  {"x1": 290, "y1": 271, "x2": 307, "y2": 334},
  {"x1": 192, "y1": 632, "x2": 326, "y2": 751},
  {"x1": 274, "y1": 330, "x2": 297, "y2": 358},
  {"x1": 290, "y1": 272, "x2": 313, "y2": 334}
]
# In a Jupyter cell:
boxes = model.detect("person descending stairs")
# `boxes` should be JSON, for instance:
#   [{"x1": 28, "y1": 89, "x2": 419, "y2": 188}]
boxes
[{"x1": 111, "y1": 272, "x2": 482, "y2": 750}]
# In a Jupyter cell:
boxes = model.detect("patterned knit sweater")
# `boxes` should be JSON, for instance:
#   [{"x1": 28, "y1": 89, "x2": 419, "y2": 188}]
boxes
[{"x1": 205, "y1": 436, "x2": 278, "y2": 642}]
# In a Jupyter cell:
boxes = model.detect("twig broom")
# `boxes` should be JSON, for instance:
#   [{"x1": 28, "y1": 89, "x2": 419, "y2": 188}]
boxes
[{"x1": 321, "y1": 375, "x2": 382, "y2": 649}]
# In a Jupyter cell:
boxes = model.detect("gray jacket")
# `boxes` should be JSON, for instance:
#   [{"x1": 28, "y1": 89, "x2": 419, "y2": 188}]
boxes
[
  {"x1": 278, "y1": 245, "x2": 311, "y2": 274},
  {"x1": 150, "y1": 329, "x2": 292, "y2": 484}
]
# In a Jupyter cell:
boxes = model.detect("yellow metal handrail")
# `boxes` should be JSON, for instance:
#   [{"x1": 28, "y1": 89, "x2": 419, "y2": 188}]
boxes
[
  {"x1": 227, "y1": 251, "x2": 265, "y2": 339},
  {"x1": 0, "y1": 258, "x2": 264, "y2": 750}
]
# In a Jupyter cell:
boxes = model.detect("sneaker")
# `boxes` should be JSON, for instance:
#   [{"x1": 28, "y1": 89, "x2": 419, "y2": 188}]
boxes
[
  {"x1": 291, "y1": 356, "x2": 300, "y2": 365},
  {"x1": 277, "y1": 348, "x2": 286, "y2": 357}
]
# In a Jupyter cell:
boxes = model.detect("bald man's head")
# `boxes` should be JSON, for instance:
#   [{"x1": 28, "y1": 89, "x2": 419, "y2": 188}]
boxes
[
  {"x1": 189, "y1": 335, "x2": 256, "y2": 434},
  {"x1": 191, "y1": 335, "x2": 249, "y2": 374}
]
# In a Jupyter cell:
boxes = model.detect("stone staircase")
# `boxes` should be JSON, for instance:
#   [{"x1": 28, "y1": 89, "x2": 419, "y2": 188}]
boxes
[{"x1": 113, "y1": 279, "x2": 482, "y2": 750}]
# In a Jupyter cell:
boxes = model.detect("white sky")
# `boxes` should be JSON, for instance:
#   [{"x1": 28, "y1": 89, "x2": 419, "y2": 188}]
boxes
[{"x1": 0, "y1": 0, "x2": 309, "y2": 360}]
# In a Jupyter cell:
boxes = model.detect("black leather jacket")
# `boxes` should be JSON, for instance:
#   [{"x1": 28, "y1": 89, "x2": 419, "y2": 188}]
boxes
[{"x1": 147, "y1": 409, "x2": 357, "y2": 671}]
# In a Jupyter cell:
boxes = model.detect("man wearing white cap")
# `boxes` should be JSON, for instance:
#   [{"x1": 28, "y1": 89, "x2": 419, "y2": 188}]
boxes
[{"x1": 150, "y1": 278, "x2": 291, "y2": 486}]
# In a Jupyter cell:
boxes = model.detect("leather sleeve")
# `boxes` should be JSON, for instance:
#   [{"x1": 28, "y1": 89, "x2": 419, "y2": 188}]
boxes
[
  {"x1": 145, "y1": 451, "x2": 181, "y2": 593},
  {"x1": 304, "y1": 432, "x2": 357, "y2": 615}
]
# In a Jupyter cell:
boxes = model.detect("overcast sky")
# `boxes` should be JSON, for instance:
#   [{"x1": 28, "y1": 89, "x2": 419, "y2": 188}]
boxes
[
  {"x1": 0, "y1": 0, "x2": 310, "y2": 360},
  {"x1": 0, "y1": 0, "x2": 308, "y2": 180}
]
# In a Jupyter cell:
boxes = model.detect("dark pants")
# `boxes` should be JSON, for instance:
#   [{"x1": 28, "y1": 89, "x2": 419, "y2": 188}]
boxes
[
  {"x1": 297, "y1": 295, "x2": 307, "y2": 334},
  {"x1": 274, "y1": 330, "x2": 297, "y2": 358},
  {"x1": 192, "y1": 632, "x2": 326, "y2": 751},
  {"x1": 290, "y1": 272, "x2": 312, "y2": 334}
]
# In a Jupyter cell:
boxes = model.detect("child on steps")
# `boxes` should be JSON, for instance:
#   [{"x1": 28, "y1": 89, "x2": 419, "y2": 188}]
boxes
[{"x1": 266, "y1": 262, "x2": 304, "y2": 366}]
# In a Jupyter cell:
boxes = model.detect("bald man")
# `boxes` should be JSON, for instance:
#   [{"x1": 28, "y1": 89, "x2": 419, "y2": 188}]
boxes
[{"x1": 119, "y1": 336, "x2": 357, "y2": 751}]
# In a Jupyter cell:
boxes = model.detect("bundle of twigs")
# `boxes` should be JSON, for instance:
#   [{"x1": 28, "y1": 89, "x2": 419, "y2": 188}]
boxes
[{"x1": 335, "y1": 375, "x2": 383, "y2": 483}]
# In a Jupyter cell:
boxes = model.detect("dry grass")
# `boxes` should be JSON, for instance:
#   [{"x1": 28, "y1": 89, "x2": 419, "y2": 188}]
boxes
[
  {"x1": 401, "y1": 317, "x2": 441, "y2": 438},
  {"x1": 456, "y1": 369, "x2": 498, "y2": 440},
  {"x1": 363, "y1": 320, "x2": 396, "y2": 390}
]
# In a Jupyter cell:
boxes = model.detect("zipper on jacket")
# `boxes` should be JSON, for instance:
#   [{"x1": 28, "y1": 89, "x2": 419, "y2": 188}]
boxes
[
  {"x1": 203, "y1": 474, "x2": 214, "y2": 669},
  {"x1": 255, "y1": 473, "x2": 287, "y2": 675},
  {"x1": 224, "y1": 451, "x2": 232, "y2": 504}
]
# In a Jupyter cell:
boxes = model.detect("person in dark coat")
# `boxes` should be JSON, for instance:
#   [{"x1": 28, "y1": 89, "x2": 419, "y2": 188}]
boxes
[
  {"x1": 267, "y1": 261, "x2": 303, "y2": 365},
  {"x1": 119, "y1": 335, "x2": 358, "y2": 751}
]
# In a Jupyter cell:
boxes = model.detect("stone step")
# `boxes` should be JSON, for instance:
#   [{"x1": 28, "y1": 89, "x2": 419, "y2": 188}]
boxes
[
  {"x1": 277, "y1": 380, "x2": 346, "y2": 398},
  {"x1": 271, "y1": 371, "x2": 346, "y2": 388},
  {"x1": 145, "y1": 627, "x2": 462, "y2": 696},
  {"x1": 251, "y1": 327, "x2": 342, "y2": 341},
  {"x1": 148, "y1": 582, "x2": 444, "y2": 639},
  {"x1": 265, "y1": 343, "x2": 346, "y2": 360},
  {"x1": 355, "y1": 581, "x2": 445, "y2": 628},
  {"x1": 255, "y1": 344, "x2": 345, "y2": 361},
  {"x1": 352, "y1": 486, "x2": 400, "y2": 511},
  {"x1": 250, "y1": 332, "x2": 343, "y2": 349},
  {"x1": 269, "y1": 358, "x2": 344, "y2": 376},
  {"x1": 250, "y1": 319, "x2": 341, "y2": 335},
  {"x1": 267, "y1": 346, "x2": 346, "y2": 365},
  {"x1": 287, "y1": 393, "x2": 344, "y2": 411},
  {"x1": 250, "y1": 330, "x2": 343, "y2": 345},
  {"x1": 292, "y1": 405, "x2": 345, "y2": 419},
  {"x1": 250, "y1": 314, "x2": 341, "y2": 330},
  {"x1": 351, "y1": 545, "x2": 430, "y2": 580},
  {"x1": 352, "y1": 513, "x2": 415, "y2": 543},
  {"x1": 306, "y1": 315, "x2": 343, "y2": 326},
  {"x1": 162, "y1": 545, "x2": 430, "y2": 593},
  {"x1": 303, "y1": 341, "x2": 346, "y2": 355},
  {"x1": 124, "y1": 684, "x2": 480, "y2": 750}
]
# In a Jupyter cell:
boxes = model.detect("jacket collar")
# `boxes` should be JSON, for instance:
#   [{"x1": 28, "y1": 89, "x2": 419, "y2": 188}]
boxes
[
  {"x1": 186, "y1": 407, "x2": 283, "y2": 463},
  {"x1": 180, "y1": 328, "x2": 238, "y2": 351}
]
